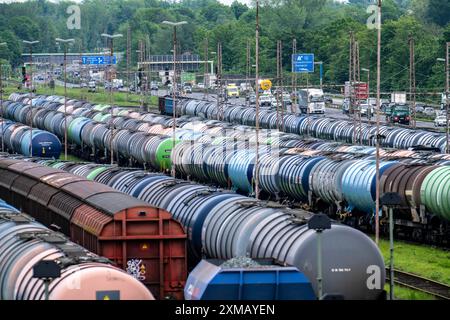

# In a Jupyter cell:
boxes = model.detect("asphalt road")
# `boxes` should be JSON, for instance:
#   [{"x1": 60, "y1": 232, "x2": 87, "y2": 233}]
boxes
[{"x1": 172, "y1": 91, "x2": 437, "y2": 130}]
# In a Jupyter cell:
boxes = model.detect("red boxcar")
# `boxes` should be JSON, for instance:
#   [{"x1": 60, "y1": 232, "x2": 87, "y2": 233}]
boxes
[{"x1": 0, "y1": 158, "x2": 187, "y2": 299}]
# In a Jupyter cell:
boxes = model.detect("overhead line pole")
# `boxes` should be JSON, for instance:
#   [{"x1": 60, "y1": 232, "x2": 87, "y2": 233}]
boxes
[
  {"x1": 55, "y1": 38, "x2": 75, "y2": 161},
  {"x1": 0, "y1": 42, "x2": 7, "y2": 153},
  {"x1": 101, "y1": 33, "x2": 123, "y2": 166},
  {"x1": 162, "y1": 20, "x2": 187, "y2": 178},
  {"x1": 23, "y1": 40, "x2": 39, "y2": 158},
  {"x1": 375, "y1": 0, "x2": 382, "y2": 245},
  {"x1": 254, "y1": 0, "x2": 261, "y2": 200},
  {"x1": 409, "y1": 36, "x2": 416, "y2": 128}
]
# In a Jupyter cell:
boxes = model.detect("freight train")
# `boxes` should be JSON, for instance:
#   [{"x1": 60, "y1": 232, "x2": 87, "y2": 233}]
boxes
[
  {"x1": 0, "y1": 199, "x2": 154, "y2": 300},
  {"x1": 0, "y1": 118, "x2": 61, "y2": 158},
  {"x1": 1, "y1": 156, "x2": 387, "y2": 300},
  {"x1": 2, "y1": 94, "x2": 449, "y2": 244},
  {"x1": 0, "y1": 158, "x2": 187, "y2": 299},
  {"x1": 162, "y1": 97, "x2": 448, "y2": 152}
]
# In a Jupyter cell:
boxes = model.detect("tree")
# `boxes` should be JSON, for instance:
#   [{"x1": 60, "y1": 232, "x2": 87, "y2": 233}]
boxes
[
  {"x1": 231, "y1": 1, "x2": 248, "y2": 20},
  {"x1": 426, "y1": 0, "x2": 450, "y2": 26}
]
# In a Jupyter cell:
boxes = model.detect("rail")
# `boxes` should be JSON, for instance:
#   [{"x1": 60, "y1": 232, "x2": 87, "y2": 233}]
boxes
[{"x1": 386, "y1": 268, "x2": 450, "y2": 300}]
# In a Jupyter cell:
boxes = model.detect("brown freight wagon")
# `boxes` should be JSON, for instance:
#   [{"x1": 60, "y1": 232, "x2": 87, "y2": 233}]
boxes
[{"x1": 0, "y1": 158, "x2": 187, "y2": 300}]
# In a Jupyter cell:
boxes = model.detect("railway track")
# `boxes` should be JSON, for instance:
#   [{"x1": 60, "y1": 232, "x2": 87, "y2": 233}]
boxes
[{"x1": 386, "y1": 268, "x2": 450, "y2": 300}]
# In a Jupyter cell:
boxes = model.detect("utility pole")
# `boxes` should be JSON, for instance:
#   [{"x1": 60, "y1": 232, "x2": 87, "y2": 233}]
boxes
[
  {"x1": 146, "y1": 34, "x2": 151, "y2": 100},
  {"x1": 279, "y1": 41, "x2": 285, "y2": 131},
  {"x1": 23, "y1": 40, "x2": 39, "y2": 158},
  {"x1": 276, "y1": 40, "x2": 281, "y2": 131},
  {"x1": 203, "y1": 37, "x2": 208, "y2": 99},
  {"x1": 349, "y1": 31, "x2": 358, "y2": 144},
  {"x1": 0, "y1": 42, "x2": 7, "y2": 153},
  {"x1": 447, "y1": 42, "x2": 449, "y2": 154},
  {"x1": 216, "y1": 42, "x2": 223, "y2": 121},
  {"x1": 375, "y1": 0, "x2": 382, "y2": 245},
  {"x1": 55, "y1": 38, "x2": 75, "y2": 161},
  {"x1": 409, "y1": 36, "x2": 416, "y2": 128},
  {"x1": 162, "y1": 20, "x2": 187, "y2": 178},
  {"x1": 101, "y1": 33, "x2": 123, "y2": 166},
  {"x1": 126, "y1": 26, "x2": 131, "y2": 102},
  {"x1": 292, "y1": 38, "x2": 297, "y2": 111},
  {"x1": 355, "y1": 40, "x2": 362, "y2": 145},
  {"x1": 440, "y1": 43, "x2": 450, "y2": 153},
  {"x1": 254, "y1": 0, "x2": 261, "y2": 200},
  {"x1": 246, "y1": 39, "x2": 251, "y2": 107}
]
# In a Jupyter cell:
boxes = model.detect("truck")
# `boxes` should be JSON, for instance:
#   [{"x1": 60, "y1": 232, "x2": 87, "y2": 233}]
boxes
[
  {"x1": 385, "y1": 104, "x2": 411, "y2": 125},
  {"x1": 391, "y1": 92, "x2": 407, "y2": 104},
  {"x1": 226, "y1": 83, "x2": 239, "y2": 98},
  {"x1": 297, "y1": 88, "x2": 325, "y2": 114},
  {"x1": 441, "y1": 92, "x2": 449, "y2": 110},
  {"x1": 345, "y1": 81, "x2": 368, "y2": 100}
]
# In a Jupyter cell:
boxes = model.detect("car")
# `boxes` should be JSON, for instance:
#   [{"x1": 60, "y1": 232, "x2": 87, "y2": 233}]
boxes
[
  {"x1": 80, "y1": 82, "x2": 88, "y2": 88},
  {"x1": 150, "y1": 83, "x2": 159, "y2": 90},
  {"x1": 414, "y1": 105, "x2": 425, "y2": 114},
  {"x1": 359, "y1": 103, "x2": 374, "y2": 117},
  {"x1": 248, "y1": 94, "x2": 256, "y2": 105},
  {"x1": 183, "y1": 85, "x2": 192, "y2": 94},
  {"x1": 324, "y1": 95, "x2": 333, "y2": 104},
  {"x1": 88, "y1": 81, "x2": 96, "y2": 92},
  {"x1": 259, "y1": 95, "x2": 273, "y2": 107},
  {"x1": 197, "y1": 83, "x2": 205, "y2": 89},
  {"x1": 423, "y1": 107, "x2": 436, "y2": 117},
  {"x1": 434, "y1": 115, "x2": 449, "y2": 127}
]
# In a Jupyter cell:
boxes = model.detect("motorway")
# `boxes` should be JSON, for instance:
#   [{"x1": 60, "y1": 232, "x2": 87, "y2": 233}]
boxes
[
  {"x1": 33, "y1": 77, "x2": 439, "y2": 131},
  {"x1": 174, "y1": 91, "x2": 437, "y2": 130}
]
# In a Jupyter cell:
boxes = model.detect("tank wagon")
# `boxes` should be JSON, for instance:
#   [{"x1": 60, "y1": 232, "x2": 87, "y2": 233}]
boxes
[
  {"x1": 0, "y1": 158, "x2": 187, "y2": 299},
  {"x1": 14, "y1": 159, "x2": 387, "y2": 300},
  {"x1": 0, "y1": 199, "x2": 154, "y2": 300},
  {"x1": 0, "y1": 118, "x2": 61, "y2": 158},
  {"x1": 3, "y1": 95, "x2": 449, "y2": 243},
  {"x1": 161, "y1": 97, "x2": 448, "y2": 152}
]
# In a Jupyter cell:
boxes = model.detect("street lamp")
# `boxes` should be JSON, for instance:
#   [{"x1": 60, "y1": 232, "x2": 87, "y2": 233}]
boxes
[
  {"x1": 23, "y1": 40, "x2": 39, "y2": 157},
  {"x1": 55, "y1": 38, "x2": 75, "y2": 161},
  {"x1": 437, "y1": 44, "x2": 449, "y2": 153},
  {"x1": 101, "y1": 33, "x2": 123, "y2": 165},
  {"x1": 162, "y1": 20, "x2": 187, "y2": 178},
  {"x1": 0, "y1": 42, "x2": 7, "y2": 153}
]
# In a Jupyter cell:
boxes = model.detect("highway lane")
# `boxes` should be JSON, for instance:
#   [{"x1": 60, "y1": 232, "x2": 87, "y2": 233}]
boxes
[{"x1": 177, "y1": 91, "x2": 437, "y2": 130}]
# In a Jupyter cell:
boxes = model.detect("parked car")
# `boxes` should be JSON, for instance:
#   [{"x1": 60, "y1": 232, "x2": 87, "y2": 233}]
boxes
[{"x1": 434, "y1": 115, "x2": 449, "y2": 127}]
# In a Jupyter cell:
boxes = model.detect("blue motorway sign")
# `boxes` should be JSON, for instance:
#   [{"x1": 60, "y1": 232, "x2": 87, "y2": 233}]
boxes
[
  {"x1": 81, "y1": 55, "x2": 117, "y2": 65},
  {"x1": 292, "y1": 53, "x2": 314, "y2": 73}
]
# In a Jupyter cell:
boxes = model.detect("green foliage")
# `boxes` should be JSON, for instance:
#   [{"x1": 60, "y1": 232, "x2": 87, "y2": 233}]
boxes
[{"x1": 0, "y1": 0, "x2": 447, "y2": 93}]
